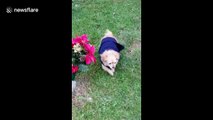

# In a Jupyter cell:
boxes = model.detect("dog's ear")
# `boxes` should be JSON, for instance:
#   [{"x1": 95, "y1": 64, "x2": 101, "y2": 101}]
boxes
[
  {"x1": 101, "y1": 54, "x2": 108, "y2": 62},
  {"x1": 113, "y1": 52, "x2": 120, "y2": 60},
  {"x1": 116, "y1": 43, "x2": 124, "y2": 52}
]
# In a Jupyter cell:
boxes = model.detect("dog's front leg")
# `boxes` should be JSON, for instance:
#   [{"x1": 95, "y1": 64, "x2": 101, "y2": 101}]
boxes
[{"x1": 102, "y1": 64, "x2": 114, "y2": 76}]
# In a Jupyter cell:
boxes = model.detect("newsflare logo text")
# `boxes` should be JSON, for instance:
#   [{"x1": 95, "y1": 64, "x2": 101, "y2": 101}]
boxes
[{"x1": 6, "y1": 7, "x2": 39, "y2": 13}]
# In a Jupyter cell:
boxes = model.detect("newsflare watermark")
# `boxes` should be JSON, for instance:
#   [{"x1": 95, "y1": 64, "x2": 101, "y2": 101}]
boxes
[{"x1": 6, "y1": 7, "x2": 39, "y2": 13}]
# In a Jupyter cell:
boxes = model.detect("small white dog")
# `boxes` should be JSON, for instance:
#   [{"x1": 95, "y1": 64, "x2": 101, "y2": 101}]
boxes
[{"x1": 98, "y1": 30, "x2": 124, "y2": 76}]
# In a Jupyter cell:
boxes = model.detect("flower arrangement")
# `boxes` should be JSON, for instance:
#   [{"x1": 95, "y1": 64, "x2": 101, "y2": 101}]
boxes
[{"x1": 72, "y1": 34, "x2": 96, "y2": 81}]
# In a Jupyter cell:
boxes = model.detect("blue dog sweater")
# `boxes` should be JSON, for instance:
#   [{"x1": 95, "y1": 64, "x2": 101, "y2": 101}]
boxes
[
  {"x1": 98, "y1": 37, "x2": 124, "y2": 54},
  {"x1": 98, "y1": 37, "x2": 124, "y2": 70}
]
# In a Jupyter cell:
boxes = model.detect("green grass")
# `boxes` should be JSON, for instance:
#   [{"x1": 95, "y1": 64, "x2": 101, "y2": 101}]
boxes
[{"x1": 72, "y1": 0, "x2": 141, "y2": 119}]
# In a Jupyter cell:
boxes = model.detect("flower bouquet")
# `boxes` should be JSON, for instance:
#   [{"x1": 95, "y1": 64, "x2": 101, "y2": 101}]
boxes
[{"x1": 72, "y1": 34, "x2": 96, "y2": 91}]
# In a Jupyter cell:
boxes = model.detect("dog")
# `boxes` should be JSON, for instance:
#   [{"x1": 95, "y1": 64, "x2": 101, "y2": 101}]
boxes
[{"x1": 98, "y1": 29, "x2": 124, "y2": 76}]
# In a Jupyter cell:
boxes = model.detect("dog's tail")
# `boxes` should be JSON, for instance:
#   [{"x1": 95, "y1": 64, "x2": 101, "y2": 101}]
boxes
[{"x1": 105, "y1": 29, "x2": 113, "y2": 37}]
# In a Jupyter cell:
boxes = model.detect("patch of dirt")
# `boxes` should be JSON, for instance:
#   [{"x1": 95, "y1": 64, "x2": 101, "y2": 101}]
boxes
[
  {"x1": 72, "y1": 76, "x2": 92, "y2": 108},
  {"x1": 127, "y1": 40, "x2": 141, "y2": 54}
]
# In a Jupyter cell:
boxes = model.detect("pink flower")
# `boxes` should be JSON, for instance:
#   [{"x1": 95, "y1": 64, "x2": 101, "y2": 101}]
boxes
[
  {"x1": 71, "y1": 34, "x2": 96, "y2": 65},
  {"x1": 81, "y1": 34, "x2": 89, "y2": 43},
  {"x1": 88, "y1": 45, "x2": 95, "y2": 55},
  {"x1": 83, "y1": 43, "x2": 96, "y2": 64},
  {"x1": 85, "y1": 54, "x2": 96, "y2": 65},
  {"x1": 72, "y1": 65, "x2": 78, "y2": 74},
  {"x1": 72, "y1": 34, "x2": 89, "y2": 47},
  {"x1": 83, "y1": 44, "x2": 94, "y2": 53}
]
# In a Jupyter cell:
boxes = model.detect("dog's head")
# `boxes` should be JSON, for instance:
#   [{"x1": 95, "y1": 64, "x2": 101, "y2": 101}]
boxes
[{"x1": 101, "y1": 50, "x2": 120, "y2": 70}]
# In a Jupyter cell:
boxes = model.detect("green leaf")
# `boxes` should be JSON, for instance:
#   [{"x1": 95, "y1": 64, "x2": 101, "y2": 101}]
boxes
[
  {"x1": 78, "y1": 64, "x2": 89, "y2": 72},
  {"x1": 72, "y1": 74, "x2": 76, "y2": 80}
]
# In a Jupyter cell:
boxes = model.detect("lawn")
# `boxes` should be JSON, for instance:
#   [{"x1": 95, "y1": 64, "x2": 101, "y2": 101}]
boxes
[{"x1": 72, "y1": 0, "x2": 141, "y2": 119}]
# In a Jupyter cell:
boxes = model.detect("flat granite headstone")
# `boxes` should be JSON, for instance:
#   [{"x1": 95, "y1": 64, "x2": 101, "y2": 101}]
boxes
[{"x1": 72, "y1": 81, "x2": 76, "y2": 92}]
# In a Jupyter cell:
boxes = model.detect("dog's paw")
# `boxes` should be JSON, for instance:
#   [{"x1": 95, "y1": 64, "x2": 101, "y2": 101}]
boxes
[
  {"x1": 108, "y1": 71, "x2": 114, "y2": 76},
  {"x1": 102, "y1": 64, "x2": 114, "y2": 76},
  {"x1": 112, "y1": 68, "x2": 115, "y2": 73}
]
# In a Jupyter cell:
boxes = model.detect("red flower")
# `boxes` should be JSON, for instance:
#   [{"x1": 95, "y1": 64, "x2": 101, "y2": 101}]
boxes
[
  {"x1": 83, "y1": 43, "x2": 96, "y2": 64},
  {"x1": 72, "y1": 34, "x2": 96, "y2": 67},
  {"x1": 72, "y1": 36, "x2": 81, "y2": 46},
  {"x1": 83, "y1": 44, "x2": 95, "y2": 54},
  {"x1": 81, "y1": 34, "x2": 89, "y2": 43},
  {"x1": 72, "y1": 34, "x2": 89, "y2": 47},
  {"x1": 72, "y1": 65, "x2": 78, "y2": 74},
  {"x1": 85, "y1": 54, "x2": 96, "y2": 65},
  {"x1": 88, "y1": 45, "x2": 95, "y2": 55}
]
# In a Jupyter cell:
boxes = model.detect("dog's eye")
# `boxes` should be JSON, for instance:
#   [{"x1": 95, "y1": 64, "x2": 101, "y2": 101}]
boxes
[{"x1": 109, "y1": 63, "x2": 112, "y2": 65}]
